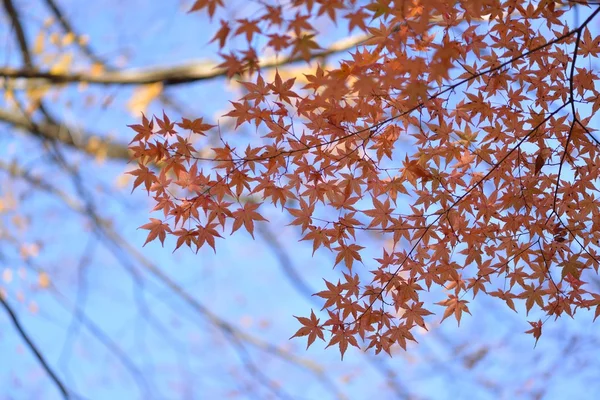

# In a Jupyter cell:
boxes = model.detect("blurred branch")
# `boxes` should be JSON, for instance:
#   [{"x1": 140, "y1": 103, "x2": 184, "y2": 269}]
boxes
[
  {"x1": 0, "y1": 159, "x2": 84, "y2": 211},
  {"x1": 0, "y1": 109, "x2": 131, "y2": 160},
  {"x1": 258, "y1": 223, "x2": 416, "y2": 399},
  {"x1": 114, "y1": 233, "x2": 329, "y2": 375},
  {"x1": 0, "y1": 35, "x2": 366, "y2": 86},
  {"x1": 1, "y1": 0, "x2": 33, "y2": 67},
  {"x1": 257, "y1": 224, "x2": 317, "y2": 300},
  {"x1": 40, "y1": 0, "x2": 192, "y2": 117},
  {"x1": 1, "y1": 4, "x2": 76, "y2": 396},
  {"x1": 0, "y1": 158, "x2": 344, "y2": 399},
  {"x1": 0, "y1": 295, "x2": 71, "y2": 399},
  {"x1": 51, "y1": 284, "x2": 154, "y2": 398},
  {"x1": 2, "y1": 0, "x2": 132, "y2": 164},
  {"x1": 41, "y1": 0, "x2": 106, "y2": 66},
  {"x1": 0, "y1": 5, "x2": 529, "y2": 87}
]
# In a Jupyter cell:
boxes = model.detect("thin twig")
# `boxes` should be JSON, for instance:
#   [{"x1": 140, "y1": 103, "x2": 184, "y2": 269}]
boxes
[{"x1": 0, "y1": 295, "x2": 70, "y2": 399}]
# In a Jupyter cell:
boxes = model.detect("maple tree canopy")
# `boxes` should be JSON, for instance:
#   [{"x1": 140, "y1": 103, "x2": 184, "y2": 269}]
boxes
[{"x1": 129, "y1": 0, "x2": 600, "y2": 358}]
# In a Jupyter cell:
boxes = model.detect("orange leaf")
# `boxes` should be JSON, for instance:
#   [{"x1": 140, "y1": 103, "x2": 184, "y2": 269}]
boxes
[
  {"x1": 525, "y1": 320, "x2": 543, "y2": 347},
  {"x1": 139, "y1": 218, "x2": 172, "y2": 246},
  {"x1": 230, "y1": 203, "x2": 268, "y2": 238},
  {"x1": 290, "y1": 309, "x2": 325, "y2": 349}
]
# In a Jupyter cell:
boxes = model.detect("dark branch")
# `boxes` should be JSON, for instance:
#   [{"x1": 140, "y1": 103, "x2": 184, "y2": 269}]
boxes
[
  {"x1": 42, "y1": 0, "x2": 106, "y2": 66},
  {"x1": 1, "y1": 0, "x2": 33, "y2": 67},
  {"x1": 0, "y1": 295, "x2": 70, "y2": 399}
]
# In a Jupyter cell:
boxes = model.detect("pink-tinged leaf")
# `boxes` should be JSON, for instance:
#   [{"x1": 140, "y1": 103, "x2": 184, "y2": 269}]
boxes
[
  {"x1": 139, "y1": 218, "x2": 171, "y2": 246},
  {"x1": 290, "y1": 309, "x2": 325, "y2": 349}
]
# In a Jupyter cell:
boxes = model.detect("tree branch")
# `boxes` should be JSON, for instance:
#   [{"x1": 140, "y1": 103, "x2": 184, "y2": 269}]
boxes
[
  {"x1": 41, "y1": 0, "x2": 106, "y2": 66},
  {"x1": 1, "y1": 0, "x2": 33, "y2": 67},
  {"x1": 0, "y1": 295, "x2": 70, "y2": 399},
  {"x1": 0, "y1": 158, "x2": 340, "y2": 396},
  {"x1": 0, "y1": 35, "x2": 367, "y2": 86},
  {"x1": 0, "y1": 108, "x2": 131, "y2": 160}
]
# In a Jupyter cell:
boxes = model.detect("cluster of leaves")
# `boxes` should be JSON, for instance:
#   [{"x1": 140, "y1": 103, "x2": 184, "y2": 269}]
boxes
[{"x1": 130, "y1": 0, "x2": 600, "y2": 358}]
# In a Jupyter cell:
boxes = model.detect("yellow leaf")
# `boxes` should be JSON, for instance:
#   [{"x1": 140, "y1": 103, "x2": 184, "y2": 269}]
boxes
[
  {"x1": 62, "y1": 32, "x2": 75, "y2": 46},
  {"x1": 90, "y1": 63, "x2": 104, "y2": 77},
  {"x1": 49, "y1": 52, "x2": 74, "y2": 74},
  {"x1": 116, "y1": 173, "x2": 132, "y2": 189},
  {"x1": 38, "y1": 271, "x2": 51, "y2": 288},
  {"x1": 127, "y1": 83, "x2": 163, "y2": 116},
  {"x1": 33, "y1": 32, "x2": 45, "y2": 55},
  {"x1": 20, "y1": 243, "x2": 40, "y2": 259},
  {"x1": 4, "y1": 88, "x2": 15, "y2": 105}
]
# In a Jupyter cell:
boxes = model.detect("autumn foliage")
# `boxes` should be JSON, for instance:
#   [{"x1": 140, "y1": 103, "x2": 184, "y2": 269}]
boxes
[{"x1": 129, "y1": 0, "x2": 600, "y2": 358}]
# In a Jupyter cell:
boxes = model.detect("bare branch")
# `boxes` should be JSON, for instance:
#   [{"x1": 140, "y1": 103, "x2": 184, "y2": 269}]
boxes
[
  {"x1": 0, "y1": 295, "x2": 71, "y2": 399},
  {"x1": 0, "y1": 157, "x2": 342, "y2": 397},
  {"x1": 1, "y1": 0, "x2": 33, "y2": 67}
]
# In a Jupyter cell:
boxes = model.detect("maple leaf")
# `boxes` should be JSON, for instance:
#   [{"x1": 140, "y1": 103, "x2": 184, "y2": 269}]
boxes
[
  {"x1": 363, "y1": 197, "x2": 393, "y2": 228},
  {"x1": 155, "y1": 111, "x2": 177, "y2": 136},
  {"x1": 455, "y1": 150, "x2": 476, "y2": 169},
  {"x1": 315, "y1": 279, "x2": 344, "y2": 309},
  {"x1": 224, "y1": 100, "x2": 253, "y2": 128},
  {"x1": 266, "y1": 33, "x2": 291, "y2": 52},
  {"x1": 560, "y1": 258, "x2": 584, "y2": 281},
  {"x1": 195, "y1": 223, "x2": 222, "y2": 252},
  {"x1": 344, "y1": 9, "x2": 369, "y2": 32},
  {"x1": 139, "y1": 218, "x2": 172, "y2": 246},
  {"x1": 216, "y1": 52, "x2": 244, "y2": 78},
  {"x1": 534, "y1": 152, "x2": 545, "y2": 175},
  {"x1": 176, "y1": 117, "x2": 215, "y2": 135},
  {"x1": 290, "y1": 309, "x2": 325, "y2": 349},
  {"x1": 402, "y1": 302, "x2": 433, "y2": 329},
  {"x1": 240, "y1": 75, "x2": 270, "y2": 104},
  {"x1": 517, "y1": 284, "x2": 546, "y2": 315},
  {"x1": 209, "y1": 20, "x2": 231, "y2": 48},
  {"x1": 128, "y1": 164, "x2": 156, "y2": 194},
  {"x1": 234, "y1": 18, "x2": 261, "y2": 43},
  {"x1": 268, "y1": 71, "x2": 298, "y2": 104},
  {"x1": 488, "y1": 288, "x2": 518, "y2": 312},
  {"x1": 326, "y1": 329, "x2": 359, "y2": 360},
  {"x1": 365, "y1": 1, "x2": 390, "y2": 20},
  {"x1": 525, "y1": 320, "x2": 543, "y2": 347},
  {"x1": 401, "y1": 156, "x2": 432, "y2": 184},
  {"x1": 128, "y1": 113, "x2": 154, "y2": 143},
  {"x1": 173, "y1": 228, "x2": 197, "y2": 252},
  {"x1": 332, "y1": 243, "x2": 364, "y2": 270},
  {"x1": 287, "y1": 199, "x2": 315, "y2": 232},
  {"x1": 291, "y1": 33, "x2": 320, "y2": 61},
  {"x1": 436, "y1": 295, "x2": 471, "y2": 326},
  {"x1": 130, "y1": 0, "x2": 600, "y2": 361},
  {"x1": 230, "y1": 203, "x2": 268, "y2": 238},
  {"x1": 340, "y1": 272, "x2": 360, "y2": 298},
  {"x1": 586, "y1": 294, "x2": 600, "y2": 322},
  {"x1": 188, "y1": 0, "x2": 223, "y2": 17},
  {"x1": 301, "y1": 226, "x2": 332, "y2": 255}
]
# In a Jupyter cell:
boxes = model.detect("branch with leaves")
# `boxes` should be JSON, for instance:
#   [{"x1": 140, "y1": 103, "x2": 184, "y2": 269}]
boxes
[{"x1": 130, "y1": 0, "x2": 600, "y2": 358}]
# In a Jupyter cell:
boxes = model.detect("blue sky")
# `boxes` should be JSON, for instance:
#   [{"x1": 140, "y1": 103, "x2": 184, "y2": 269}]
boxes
[{"x1": 1, "y1": 1, "x2": 600, "y2": 399}]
